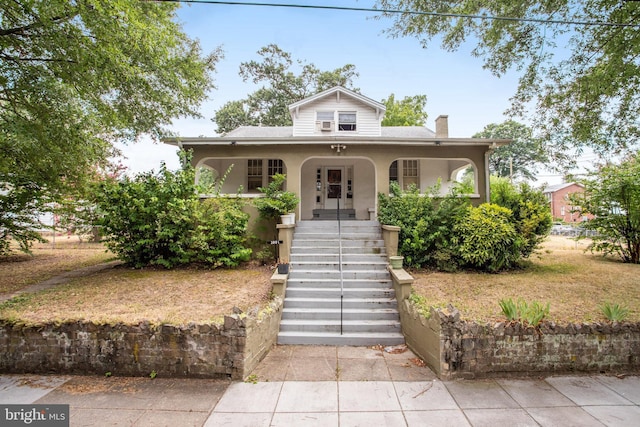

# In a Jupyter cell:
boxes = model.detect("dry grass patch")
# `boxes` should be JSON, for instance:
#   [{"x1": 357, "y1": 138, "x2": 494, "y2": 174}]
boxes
[
  {"x1": 0, "y1": 263, "x2": 273, "y2": 326},
  {"x1": 0, "y1": 235, "x2": 113, "y2": 294},
  {"x1": 412, "y1": 236, "x2": 640, "y2": 324}
]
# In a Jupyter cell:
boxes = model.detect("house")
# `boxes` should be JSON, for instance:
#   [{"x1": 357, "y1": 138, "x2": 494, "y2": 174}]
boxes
[
  {"x1": 163, "y1": 86, "x2": 510, "y2": 225},
  {"x1": 543, "y1": 182, "x2": 591, "y2": 223}
]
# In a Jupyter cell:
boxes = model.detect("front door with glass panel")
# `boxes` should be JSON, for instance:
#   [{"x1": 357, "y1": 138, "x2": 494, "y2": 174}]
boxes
[{"x1": 324, "y1": 167, "x2": 344, "y2": 209}]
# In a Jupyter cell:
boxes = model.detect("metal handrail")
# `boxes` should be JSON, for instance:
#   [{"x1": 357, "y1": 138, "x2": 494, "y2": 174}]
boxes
[{"x1": 337, "y1": 198, "x2": 344, "y2": 335}]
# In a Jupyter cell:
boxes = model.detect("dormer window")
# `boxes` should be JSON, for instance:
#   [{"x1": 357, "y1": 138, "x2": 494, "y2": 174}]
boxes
[{"x1": 338, "y1": 112, "x2": 357, "y2": 131}]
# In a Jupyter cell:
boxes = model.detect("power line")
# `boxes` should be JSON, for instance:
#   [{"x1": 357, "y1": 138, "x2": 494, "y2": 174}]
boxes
[{"x1": 154, "y1": 0, "x2": 640, "y2": 29}]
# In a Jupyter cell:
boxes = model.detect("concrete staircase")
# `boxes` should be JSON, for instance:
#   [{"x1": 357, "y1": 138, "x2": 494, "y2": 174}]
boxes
[{"x1": 277, "y1": 220, "x2": 405, "y2": 346}]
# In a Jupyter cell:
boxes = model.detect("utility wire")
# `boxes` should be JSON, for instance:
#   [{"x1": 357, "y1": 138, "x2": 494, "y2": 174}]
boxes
[{"x1": 153, "y1": 0, "x2": 640, "y2": 28}]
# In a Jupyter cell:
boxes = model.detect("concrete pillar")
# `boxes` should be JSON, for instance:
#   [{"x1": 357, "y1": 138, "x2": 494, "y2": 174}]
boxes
[
  {"x1": 382, "y1": 224, "x2": 401, "y2": 258},
  {"x1": 276, "y1": 223, "x2": 295, "y2": 263}
]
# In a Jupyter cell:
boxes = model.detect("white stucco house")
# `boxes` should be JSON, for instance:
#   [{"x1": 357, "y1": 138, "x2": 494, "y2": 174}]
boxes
[{"x1": 163, "y1": 86, "x2": 509, "y2": 222}]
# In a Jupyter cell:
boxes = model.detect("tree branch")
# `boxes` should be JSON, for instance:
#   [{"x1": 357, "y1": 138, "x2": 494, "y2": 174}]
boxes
[
  {"x1": 0, "y1": 11, "x2": 76, "y2": 38},
  {"x1": 0, "y1": 53, "x2": 77, "y2": 64}
]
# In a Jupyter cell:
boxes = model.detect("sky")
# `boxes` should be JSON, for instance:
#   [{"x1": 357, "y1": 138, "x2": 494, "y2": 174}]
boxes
[{"x1": 118, "y1": 0, "x2": 569, "y2": 184}]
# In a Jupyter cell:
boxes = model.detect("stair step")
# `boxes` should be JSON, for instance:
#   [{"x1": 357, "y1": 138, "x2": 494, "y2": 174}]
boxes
[
  {"x1": 290, "y1": 254, "x2": 386, "y2": 262},
  {"x1": 286, "y1": 279, "x2": 392, "y2": 289},
  {"x1": 288, "y1": 271, "x2": 390, "y2": 280},
  {"x1": 291, "y1": 246, "x2": 386, "y2": 255},
  {"x1": 289, "y1": 262, "x2": 388, "y2": 271},
  {"x1": 282, "y1": 307, "x2": 400, "y2": 321},
  {"x1": 277, "y1": 331, "x2": 405, "y2": 346},
  {"x1": 279, "y1": 319, "x2": 401, "y2": 333},
  {"x1": 283, "y1": 297, "x2": 398, "y2": 309},
  {"x1": 285, "y1": 287, "x2": 395, "y2": 298}
]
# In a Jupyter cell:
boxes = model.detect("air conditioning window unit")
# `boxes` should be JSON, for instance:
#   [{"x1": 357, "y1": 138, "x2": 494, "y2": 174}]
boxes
[{"x1": 320, "y1": 120, "x2": 333, "y2": 131}]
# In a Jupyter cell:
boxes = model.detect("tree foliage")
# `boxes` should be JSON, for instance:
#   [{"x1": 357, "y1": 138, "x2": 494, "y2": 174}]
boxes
[
  {"x1": 474, "y1": 121, "x2": 548, "y2": 181},
  {"x1": 213, "y1": 44, "x2": 359, "y2": 134},
  {"x1": 375, "y1": 0, "x2": 640, "y2": 155},
  {"x1": 571, "y1": 152, "x2": 640, "y2": 264},
  {"x1": 381, "y1": 93, "x2": 428, "y2": 126},
  {"x1": 0, "y1": 0, "x2": 219, "y2": 254},
  {"x1": 95, "y1": 151, "x2": 251, "y2": 269}
]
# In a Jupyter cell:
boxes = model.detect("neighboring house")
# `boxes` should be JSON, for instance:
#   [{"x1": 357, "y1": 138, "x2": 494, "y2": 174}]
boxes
[
  {"x1": 543, "y1": 182, "x2": 591, "y2": 222},
  {"x1": 163, "y1": 86, "x2": 509, "y2": 224}
]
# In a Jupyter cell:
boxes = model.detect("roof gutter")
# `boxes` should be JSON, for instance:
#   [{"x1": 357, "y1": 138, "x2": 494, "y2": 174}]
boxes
[{"x1": 163, "y1": 137, "x2": 512, "y2": 147}]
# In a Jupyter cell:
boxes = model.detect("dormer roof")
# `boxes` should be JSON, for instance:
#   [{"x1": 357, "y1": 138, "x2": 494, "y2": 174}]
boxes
[{"x1": 288, "y1": 86, "x2": 385, "y2": 120}]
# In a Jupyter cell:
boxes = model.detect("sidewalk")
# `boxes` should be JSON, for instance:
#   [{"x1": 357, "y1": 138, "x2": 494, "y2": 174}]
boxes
[{"x1": 2, "y1": 345, "x2": 639, "y2": 426}]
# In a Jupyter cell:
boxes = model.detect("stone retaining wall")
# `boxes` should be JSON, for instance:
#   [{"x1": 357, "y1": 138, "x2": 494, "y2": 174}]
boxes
[
  {"x1": 398, "y1": 298, "x2": 640, "y2": 379},
  {"x1": 0, "y1": 298, "x2": 282, "y2": 380}
]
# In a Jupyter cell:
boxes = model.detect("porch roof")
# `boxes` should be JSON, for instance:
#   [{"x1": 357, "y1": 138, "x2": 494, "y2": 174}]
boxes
[{"x1": 163, "y1": 126, "x2": 510, "y2": 147}]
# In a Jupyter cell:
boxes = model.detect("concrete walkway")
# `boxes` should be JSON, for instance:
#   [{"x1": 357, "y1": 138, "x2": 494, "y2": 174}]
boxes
[{"x1": 2, "y1": 345, "x2": 639, "y2": 426}]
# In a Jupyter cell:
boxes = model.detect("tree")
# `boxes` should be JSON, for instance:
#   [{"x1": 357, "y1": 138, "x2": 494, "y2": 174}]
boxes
[
  {"x1": 0, "y1": 0, "x2": 219, "y2": 254},
  {"x1": 213, "y1": 44, "x2": 359, "y2": 133},
  {"x1": 474, "y1": 121, "x2": 548, "y2": 181},
  {"x1": 375, "y1": 0, "x2": 640, "y2": 155},
  {"x1": 571, "y1": 153, "x2": 640, "y2": 264},
  {"x1": 381, "y1": 93, "x2": 428, "y2": 126}
]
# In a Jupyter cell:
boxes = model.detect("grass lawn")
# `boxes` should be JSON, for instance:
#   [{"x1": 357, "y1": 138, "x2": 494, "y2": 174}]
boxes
[
  {"x1": 412, "y1": 236, "x2": 640, "y2": 324},
  {"x1": 0, "y1": 235, "x2": 114, "y2": 295},
  {"x1": 0, "y1": 235, "x2": 273, "y2": 326},
  {"x1": 1, "y1": 234, "x2": 638, "y2": 326}
]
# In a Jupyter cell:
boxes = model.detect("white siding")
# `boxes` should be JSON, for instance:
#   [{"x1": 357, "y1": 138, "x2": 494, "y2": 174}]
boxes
[{"x1": 292, "y1": 96, "x2": 382, "y2": 137}]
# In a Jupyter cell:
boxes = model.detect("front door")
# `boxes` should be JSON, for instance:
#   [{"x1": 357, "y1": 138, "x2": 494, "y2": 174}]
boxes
[{"x1": 324, "y1": 167, "x2": 344, "y2": 209}]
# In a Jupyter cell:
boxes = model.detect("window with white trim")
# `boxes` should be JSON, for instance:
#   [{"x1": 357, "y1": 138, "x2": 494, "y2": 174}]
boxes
[
  {"x1": 402, "y1": 160, "x2": 419, "y2": 189},
  {"x1": 338, "y1": 111, "x2": 357, "y2": 131},
  {"x1": 247, "y1": 159, "x2": 263, "y2": 192},
  {"x1": 316, "y1": 111, "x2": 334, "y2": 121}
]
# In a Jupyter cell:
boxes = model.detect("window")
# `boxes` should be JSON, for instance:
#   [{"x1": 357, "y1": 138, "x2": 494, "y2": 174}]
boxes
[
  {"x1": 268, "y1": 159, "x2": 284, "y2": 182},
  {"x1": 402, "y1": 160, "x2": 419, "y2": 189},
  {"x1": 389, "y1": 160, "x2": 398, "y2": 185},
  {"x1": 338, "y1": 112, "x2": 356, "y2": 131},
  {"x1": 247, "y1": 159, "x2": 262, "y2": 192},
  {"x1": 316, "y1": 111, "x2": 334, "y2": 121}
]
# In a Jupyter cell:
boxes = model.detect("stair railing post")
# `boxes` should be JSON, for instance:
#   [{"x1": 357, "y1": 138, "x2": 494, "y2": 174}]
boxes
[{"x1": 337, "y1": 197, "x2": 344, "y2": 335}]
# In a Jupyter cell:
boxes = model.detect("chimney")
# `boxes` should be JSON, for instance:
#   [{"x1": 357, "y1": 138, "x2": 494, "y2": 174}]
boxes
[{"x1": 435, "y1": 115, "x2": 449, "y2": 138}]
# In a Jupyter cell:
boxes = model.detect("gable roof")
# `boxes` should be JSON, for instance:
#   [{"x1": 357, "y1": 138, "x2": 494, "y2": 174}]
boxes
[
  {"x1": 543, "y1": 182, "x2": 584, "y2": 193},
  {"x1": 288, "y1": 86, "x2": 385, "y2": 119}
]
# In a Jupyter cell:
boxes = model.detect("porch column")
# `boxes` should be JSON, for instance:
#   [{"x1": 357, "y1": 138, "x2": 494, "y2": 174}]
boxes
[
  {"x1": 284, "y1": 156, "x2": 302, "y2": 219},
  {"x1": 375, "y1": 156, "x2": 391, "y2": 215}
]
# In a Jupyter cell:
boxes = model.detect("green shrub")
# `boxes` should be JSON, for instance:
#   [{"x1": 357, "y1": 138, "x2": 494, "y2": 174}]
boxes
[
  {"x1": 498, "y1": 298, "x2": 519, "y2": 321},
  {"x1": 253, "y1": 173, "x2": 299, "y2": 220},
  {"x1": 454, "y1": 204, "x2": 521, "y2": 272},
  {"x1": 518, "y1": 299, "x2": 550, "y2": 327},
  {"x1": 599, "y1": 302, "x2": 630, "y2": 322},
  {"x1": 491, "y1": 177, "x2": 552, "y2": 258},
  {"x1": 377, "y1": 181, "x2": 469, "y2": 268},
  {"x1": 94, "y1": 151, "x2": 251, "y2": 268},
  {"x1": 499, "y1": 298, "x2": 550, "y2": 326}
]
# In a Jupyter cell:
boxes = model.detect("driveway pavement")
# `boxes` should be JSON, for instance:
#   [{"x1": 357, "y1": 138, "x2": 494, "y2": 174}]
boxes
[{"x1": 2, "y1": 345, "x2": 639, "y2": 426}]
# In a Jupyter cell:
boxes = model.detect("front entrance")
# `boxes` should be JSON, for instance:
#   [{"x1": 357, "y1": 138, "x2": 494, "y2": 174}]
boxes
[
  {"x1": 324, "y1": 167, "x2": 345, "y2": 209},
  {"x1": 302, "y1": 159, "x2": 373, "y2": 220}
]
